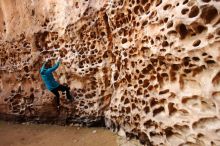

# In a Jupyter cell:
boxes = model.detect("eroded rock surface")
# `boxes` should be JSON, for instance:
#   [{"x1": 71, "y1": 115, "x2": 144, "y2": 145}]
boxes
[{"x1": 0, "y1": 0, "x2": 220, "y2": 145}]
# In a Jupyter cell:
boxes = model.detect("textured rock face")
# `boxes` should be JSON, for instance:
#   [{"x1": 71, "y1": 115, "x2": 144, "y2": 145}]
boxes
[{"x1": 1, "y1": 0, "x2": 220, "y2": 145}]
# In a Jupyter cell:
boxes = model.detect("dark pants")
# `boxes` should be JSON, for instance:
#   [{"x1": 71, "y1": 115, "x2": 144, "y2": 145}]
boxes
[{"x1": 51, "y1": 85, "x2": 72, "y2": 106}]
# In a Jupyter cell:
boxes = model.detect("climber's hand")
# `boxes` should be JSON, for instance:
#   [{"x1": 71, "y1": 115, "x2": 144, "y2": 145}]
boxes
[
  {"x1": 45, "y1": 58, "x2": 50, "y2": 63},
  {"x1": 57, "y1": 57, "x2": 62, "y2": 63}
]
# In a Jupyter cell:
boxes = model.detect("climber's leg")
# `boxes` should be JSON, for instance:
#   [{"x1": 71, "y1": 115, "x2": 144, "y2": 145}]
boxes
[
  {"x1": 57, "y1": 84, "x2": 73, "y2": 101},
  {"x1": 51, "y1": 88, "x2": 61, "y2": 110}
]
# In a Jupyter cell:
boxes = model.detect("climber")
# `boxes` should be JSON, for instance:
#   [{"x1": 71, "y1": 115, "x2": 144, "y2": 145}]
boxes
[{"x1": 40, "y1": 57, "x2": 73, "y2": 111}]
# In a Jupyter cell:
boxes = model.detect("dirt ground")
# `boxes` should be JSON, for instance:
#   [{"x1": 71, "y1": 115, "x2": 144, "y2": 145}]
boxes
[{"x1": 0, "y1": 120, "x2": 118, "y2": 146}]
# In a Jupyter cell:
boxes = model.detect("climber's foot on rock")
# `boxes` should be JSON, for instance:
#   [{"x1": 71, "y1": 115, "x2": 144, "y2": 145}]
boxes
[
  {"x1": 67, "y1": 96, "x2": 73, "y2": 102},
  {"x1": 56, "y1": 105, "x2": 61, "y2": 113},
  {"x1": 67, "y1": 98, "x2": 72, "y2": 102}
]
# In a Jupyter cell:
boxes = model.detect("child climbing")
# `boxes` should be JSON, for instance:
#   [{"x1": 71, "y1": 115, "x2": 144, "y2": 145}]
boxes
[{"x1": 40, "y1": 57, "x2": 73, "y2": 111}]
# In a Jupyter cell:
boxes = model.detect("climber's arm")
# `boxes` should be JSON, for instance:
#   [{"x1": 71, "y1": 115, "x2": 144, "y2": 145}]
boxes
[
  {"x1": 46, "y1": 61, "x2": 60, "y2": 73},
  {"x1": 40, "y1": 62, "x2": 46, "y2": 73}
]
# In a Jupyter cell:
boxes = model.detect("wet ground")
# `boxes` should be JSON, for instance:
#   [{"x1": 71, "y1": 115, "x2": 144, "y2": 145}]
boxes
[{"x1": 0, "y1": 120, "x2": 118, "y2": 146}]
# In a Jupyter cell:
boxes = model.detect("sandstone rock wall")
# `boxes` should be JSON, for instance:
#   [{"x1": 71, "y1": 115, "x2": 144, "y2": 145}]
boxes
[{"x1": 0, "y1": 0, "x2": 220, "y2": 145}]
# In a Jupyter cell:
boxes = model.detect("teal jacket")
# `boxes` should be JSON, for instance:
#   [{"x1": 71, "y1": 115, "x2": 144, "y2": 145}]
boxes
[{"x1": 40, "y1": 61, "x2": 60, "y2": 91}]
